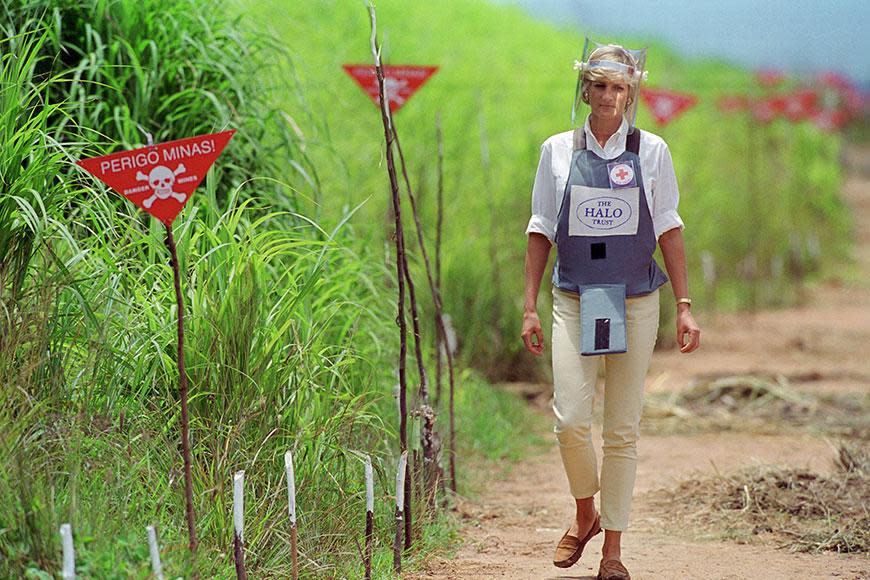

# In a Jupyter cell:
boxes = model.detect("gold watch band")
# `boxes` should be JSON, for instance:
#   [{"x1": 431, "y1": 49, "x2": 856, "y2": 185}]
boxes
[{"x1": 676, "y1": 298, "x2": 692, "y2": 306}]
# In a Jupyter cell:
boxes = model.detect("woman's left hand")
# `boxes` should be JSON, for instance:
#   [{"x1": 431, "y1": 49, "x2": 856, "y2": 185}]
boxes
[{"x1": 676, "y1": 308, "x2": 700, "y2": 353}]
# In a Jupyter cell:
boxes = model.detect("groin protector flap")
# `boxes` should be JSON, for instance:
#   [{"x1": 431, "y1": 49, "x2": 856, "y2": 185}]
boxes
[{"x1": 580, "y1": 284, "x2": 627, "y2": 356}]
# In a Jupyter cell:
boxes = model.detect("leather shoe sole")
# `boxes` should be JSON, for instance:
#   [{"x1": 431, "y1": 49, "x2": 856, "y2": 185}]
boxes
[
  {"x1": 552, "y1": 513, "x2": 602, "y2": 568},
  {"x1": 597, "y1": 557, "x2": 630, "y2": 580}
]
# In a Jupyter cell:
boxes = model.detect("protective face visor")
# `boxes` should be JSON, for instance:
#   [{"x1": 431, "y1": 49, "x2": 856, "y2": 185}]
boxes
[{"x1": 571, "y1": 38, "x2": 648, "y2": 131}]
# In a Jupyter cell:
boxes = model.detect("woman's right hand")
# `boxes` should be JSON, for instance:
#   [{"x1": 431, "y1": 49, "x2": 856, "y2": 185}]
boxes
[
  {"x1": 521, "y1": 310, "x2": 545, "y2": 356},
  {"x1": 522, "y1": 233, "x2": 552, "y2": 357}
]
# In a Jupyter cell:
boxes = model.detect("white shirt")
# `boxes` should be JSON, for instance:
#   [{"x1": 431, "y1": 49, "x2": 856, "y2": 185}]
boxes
[{"x1": 525, "y1": 116, "x2": 684, "y2": 243}]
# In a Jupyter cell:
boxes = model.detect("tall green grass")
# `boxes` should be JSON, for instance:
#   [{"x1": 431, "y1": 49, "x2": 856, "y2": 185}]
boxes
[
  {"x1": 0, "y1": 191, "x2": 402, "y2": 577},
  {"x1": 1, "y1": 0, "x2": 320, "y2": 214},
  {"x1": 0, "y1": 31, "x2": 69, "y2": 300},
  {"x1": 246, "y1": 0, "x2": 852, "y2": 380}
]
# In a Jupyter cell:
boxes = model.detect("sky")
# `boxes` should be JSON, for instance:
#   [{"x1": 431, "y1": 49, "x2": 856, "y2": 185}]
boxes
[{"x1": 491, "y1": 0, "x2": 870, "y2": 89}]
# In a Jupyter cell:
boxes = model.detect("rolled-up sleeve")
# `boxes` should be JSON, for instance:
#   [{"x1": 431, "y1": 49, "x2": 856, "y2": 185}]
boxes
[
  {"x1": 652, "y1": 143, "x2": 684, "y2": 239},
  {"x1": 525, "y1": 141, "x2": 558, "y2": 244}
]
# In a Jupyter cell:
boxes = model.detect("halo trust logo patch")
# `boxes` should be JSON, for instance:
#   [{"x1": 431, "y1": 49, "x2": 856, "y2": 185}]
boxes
[
  {"x1": 568, "y1": 185, "x2": 640, "y2": 237},
  {"x1": 607, "y1": 160, "x2": 637, "y2": 189},
  {"x1": 576, "y1": 197, "x2": 633, "y2": 230}
]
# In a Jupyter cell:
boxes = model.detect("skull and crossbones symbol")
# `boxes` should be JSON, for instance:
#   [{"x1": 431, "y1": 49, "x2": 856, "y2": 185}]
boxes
[
  {"x1": 136, "y1": 164, "x2": 187, "y2": 208},
  {"x1": 384, "y1": 77, "x2": 409, "y2": 106}
]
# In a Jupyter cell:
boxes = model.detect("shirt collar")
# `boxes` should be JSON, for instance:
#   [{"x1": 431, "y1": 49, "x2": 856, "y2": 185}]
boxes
[{"x1": 583, "y1": 115, "x2": 629, "y2": 160}]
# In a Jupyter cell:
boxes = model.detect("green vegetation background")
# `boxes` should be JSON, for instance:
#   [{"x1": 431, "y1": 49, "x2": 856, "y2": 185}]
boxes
[{"x1": 0, "y1": 0, "x2": 851, "y2": 577}]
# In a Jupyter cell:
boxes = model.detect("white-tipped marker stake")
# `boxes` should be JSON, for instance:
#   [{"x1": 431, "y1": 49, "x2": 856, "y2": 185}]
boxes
[
  {"x1": 396, "y1": 452, "x2": 407, "y2": 513},
  {"x1": 365, "y1": 455, "x2": 374, "y2": 514},
  {"x1": 393, "y1": 450, "x2": 408, "y2": 574},
  {"x1": 146, "y1": 525, "x2": 165, "y2": 580},
  {"x1": 60, "y1": 523, "x2": 75, "y2": 579},
  {"x1": 233, "y1": 470, "x2": 247, "y2": 580},
  {"x1": 285, "y1": 450, "x2": 297, "y2": 525},
  {"x1": 285, "y1": 450, "x2": 299, "y2": 580},
  {"x1": 364, "y1": 454, "x2": 374, "y2": 580},
  {"x1": 234, "y1": 471, "x2": 245, "y2": 542}
]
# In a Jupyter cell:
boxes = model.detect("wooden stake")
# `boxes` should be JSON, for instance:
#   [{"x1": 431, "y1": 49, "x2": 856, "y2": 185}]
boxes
[
  {"x1": 364, "y1": 455, "x2": 374, "y2": 580},
  {"x1": 59, "y1": 523, "x2": 75, "y2": 580},
  {"x1": 146, "y1": 525, "x2": 165, "y2": 580},
  {"x1": 164, "y1": 225, "x2": 198, "y2": 558},
  {"x1": 393, "y1": 451, "x2": 408, "y2": 574},
  {"x1": 433, "y1": 113, "x2": 452, "y2": 498},
  {"x1": 434, "y1": 112, "x2": 445, "y2": 409},
  {"x1": 412, "y1": 449, "x2": 423, "y2": 537},
  {"x1": 233, "y1": 470, "x2": 247, "y2": 580},
  {"x1": 392, "y1": 127, "x2": 458, "y2": 495},
  {"x1": 285, "y1": 451, "x2": 298, "y2": 580},
  {"x1": 399, "y1": 216, "x2": 426, "y2": 549},
  {"x1": 368, "y1": 2, "x2": 414, "y2": 552}
]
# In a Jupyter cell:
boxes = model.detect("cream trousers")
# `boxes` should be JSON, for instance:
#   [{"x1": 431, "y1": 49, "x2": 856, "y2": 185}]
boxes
[{"x1": 551, "y1": 286, "x2": 660, "y2": 531}]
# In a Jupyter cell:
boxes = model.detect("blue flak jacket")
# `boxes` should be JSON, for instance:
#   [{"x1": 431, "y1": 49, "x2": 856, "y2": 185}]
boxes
[
  {"x1": 553, "y1": 127, "x2": 668, "y2": 297},
  {"x1": 553, "y1": 127, "x2": 667, "y2": 355}
]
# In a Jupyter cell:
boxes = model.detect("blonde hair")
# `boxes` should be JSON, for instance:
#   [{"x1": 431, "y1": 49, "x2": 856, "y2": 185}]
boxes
[{"x1": 580, "y1": 45, "x2": 640, "y2": 108}]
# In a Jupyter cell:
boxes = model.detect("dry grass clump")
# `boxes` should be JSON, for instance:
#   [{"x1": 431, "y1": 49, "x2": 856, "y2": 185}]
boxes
[
  {"x1": 649, "y1": 441, "x2": 869, "y2": 553},
  {"x1": 642, "y1": 374, "x2": 869, "y2": 438},
  {"x1": 677, "y1": 375, "x2": 813, "y2": 416}
]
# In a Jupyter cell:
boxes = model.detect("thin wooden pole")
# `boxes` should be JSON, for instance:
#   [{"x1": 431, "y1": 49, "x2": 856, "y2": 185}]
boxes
[
  {"x1": 435, "y1": 116, "x2": 457, "y2": 494},
  {"x1": 164, "y1": 225, "x2": 198, "y2": 558},
  {"x1": 233, "y1": 470, "x2": 247, "y2": 580},
  {"x1": 285, "y1": 451, "x2": 298, "y2": 580},
  {"x1": 364, "y1": 455, "x2": 374, "y2": 580},
  {"x1": 368, "y1": 3, "x2": 413, "y2": 549},
  {"x1": 393, "y1": 451, "x2": 408, "y2": 574},
  {"x1": 392, "y1": 127, "x2": 458, "y2": 494},
  {"x1": 399, "y1": 221, "x2": 426, "y2": 549},
  {"x1": 434, "y1": 112, "x2": 445, "y2": 409},
  {"x1": 369, "y1": 43, "x2": 433, "y2": 548},
  {"x1": 412, "y1": 449, "x2": 423, "y2": 536}
]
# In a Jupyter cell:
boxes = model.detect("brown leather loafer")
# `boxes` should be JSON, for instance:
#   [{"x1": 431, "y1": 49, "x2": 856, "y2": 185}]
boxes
[
  {"x1": 597, "y1": 557, "x2": 631, "y2": 580},
  {"x1": 552, "y1": 512, "x2": 602, "y2": 568}
]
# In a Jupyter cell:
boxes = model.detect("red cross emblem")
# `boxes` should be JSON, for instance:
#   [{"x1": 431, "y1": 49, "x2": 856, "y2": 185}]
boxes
[{"x1": 608, "y1": 162, "x2": 635, "y2": 187}]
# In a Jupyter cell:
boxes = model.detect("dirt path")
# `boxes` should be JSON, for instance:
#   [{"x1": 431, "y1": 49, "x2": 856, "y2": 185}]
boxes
[{"x1": 408, "y1": 146, "x2": 870, "y2": 579}]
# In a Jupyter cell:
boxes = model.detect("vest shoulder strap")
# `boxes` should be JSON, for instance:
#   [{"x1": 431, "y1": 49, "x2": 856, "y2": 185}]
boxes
[
  {"x1": 626, "y1": 129, "x2": 641, "y2": 155},
  {"x1": 572, "y1": 128, "x2": 585, "y2": 151}
]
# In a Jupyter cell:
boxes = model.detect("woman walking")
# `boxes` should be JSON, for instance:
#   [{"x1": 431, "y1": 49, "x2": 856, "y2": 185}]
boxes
[{"x1": 521, "y1": 41, "x2": 700, "y2": 580}]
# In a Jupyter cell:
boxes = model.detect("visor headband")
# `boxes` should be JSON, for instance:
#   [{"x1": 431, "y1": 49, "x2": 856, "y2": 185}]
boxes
[{"x1": 573, "y1": 59, "x2": 648, "y2": 83}]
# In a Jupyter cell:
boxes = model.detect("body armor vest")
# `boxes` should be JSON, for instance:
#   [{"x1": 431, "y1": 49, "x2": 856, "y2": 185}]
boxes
[{"x1": 553, "y1": 128, "x2": 667, "y2": 296}]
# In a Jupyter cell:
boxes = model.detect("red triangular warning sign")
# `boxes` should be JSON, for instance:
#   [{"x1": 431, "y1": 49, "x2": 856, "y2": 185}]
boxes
[
  {"x1": 750, "y1": 97, "x2": 779, "y2": 124},
  {"x1": 77, "y1": 130, "x2": 235, "y2": 225},
  {"x1": 781, "y1": 89, "x2": 818, "y2": 122},
  {"x1": 811, "y1": 108, "x2": 848, "y2": 132},
  {"x1": 717, "y1": 95, "x2": 749, "y2": 114},
  {"x1": 343, "y1": 64, "x2": 438, "y2": 113},
  {"x1": 640, "y1": 88, "x2": 697, "y2": 126}
]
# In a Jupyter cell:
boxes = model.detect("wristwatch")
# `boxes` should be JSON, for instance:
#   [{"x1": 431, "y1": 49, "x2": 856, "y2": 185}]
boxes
[{"x1": 676, "y1": 298, "x2": 692, "y2": 307}]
